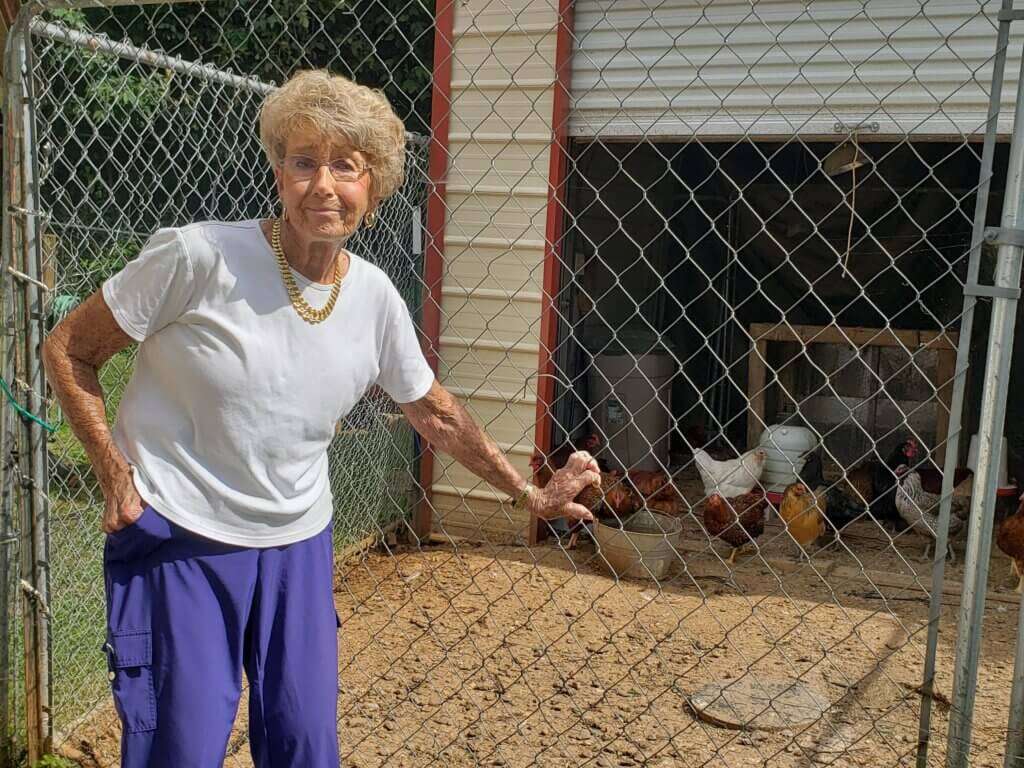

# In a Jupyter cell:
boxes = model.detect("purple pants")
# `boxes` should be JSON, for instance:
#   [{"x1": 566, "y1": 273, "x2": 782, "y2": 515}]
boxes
[{"x1": 103, "y1": 505, "x2": 340, "y2": 767}]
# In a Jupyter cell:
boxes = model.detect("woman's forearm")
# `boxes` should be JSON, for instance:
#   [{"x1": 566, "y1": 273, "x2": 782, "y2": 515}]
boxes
[
  {"x1": 400, "y1": 381, "x2": 601, "y2": 522},
  {"x1": 46, "y1": 351, "x2": 129, "y2": 493},
  {"x1": 41, "y1": 293, "x2": 135, "y2": 496},
  {"x1": 402, "y1": 382, "x2": 526, "y2": 498}
]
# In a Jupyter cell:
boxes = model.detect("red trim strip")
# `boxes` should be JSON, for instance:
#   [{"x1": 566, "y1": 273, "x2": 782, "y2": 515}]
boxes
[
  {"x1": 415, "y1": 0, "x2": 456, "y2": 540},
  {"x1": 531, "y1": 0, "x2": 576, "y2": 545}
]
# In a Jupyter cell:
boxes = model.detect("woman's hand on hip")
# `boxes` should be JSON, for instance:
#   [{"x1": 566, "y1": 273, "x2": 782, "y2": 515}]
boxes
[
  {"x1": 530, "y1": 451, "x2": 601, "y2": 522},
  {"x1": 103, "y1": 476, "x2": 147, "y2": 534}
]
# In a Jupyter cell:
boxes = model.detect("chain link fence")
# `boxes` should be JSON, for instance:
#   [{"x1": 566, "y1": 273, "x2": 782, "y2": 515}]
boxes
[{"x1": 2, "y1": 0, "x2": 1024, "y2": 766}]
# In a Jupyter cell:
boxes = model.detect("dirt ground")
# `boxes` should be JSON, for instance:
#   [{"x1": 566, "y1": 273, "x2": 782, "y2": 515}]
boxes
[{"x1": 59, "y1": 525, "x2": 1019, "y2": 768}]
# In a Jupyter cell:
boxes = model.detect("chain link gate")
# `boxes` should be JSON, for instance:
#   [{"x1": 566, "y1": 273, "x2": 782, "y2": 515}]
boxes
[{"x1": 2, "y1": 0, "x2": 1024, "y2": 766}]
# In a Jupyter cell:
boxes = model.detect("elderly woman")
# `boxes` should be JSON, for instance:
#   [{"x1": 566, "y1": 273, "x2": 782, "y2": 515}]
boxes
[{"x1": 42, "y1": 70, "x2": 598, "y2": 767}]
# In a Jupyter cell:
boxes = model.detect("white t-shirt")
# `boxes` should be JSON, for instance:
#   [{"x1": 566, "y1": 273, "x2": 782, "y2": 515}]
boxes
[{"x1": 102, "y1": 219, "x2": 435, "y2": 547}]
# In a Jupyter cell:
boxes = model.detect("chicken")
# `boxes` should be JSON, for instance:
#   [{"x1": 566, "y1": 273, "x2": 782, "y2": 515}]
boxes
[
  {"x1": 797, "y1": 449, "x2": 825, "y2": 489},
  {"x1": 996, "y1": 495, "x2": 1024, "y2": 592},
  {"x1": 917, "y1": 468, "x2": 973, "y2": 498},
  {"x1": 871, "y1": 437, "x2": 922, "y2": 525},
  {"x1": 897, "y1": 466, "x2": 971, "y2": 522},
  {"x1": 529, "y1": 453, "x2": 640, "y2": 548},
  {"x1": 830, "y1": 437, "x2": 919, "y2": 530},
  {"x1": 645, "y1": 495, "x2": 686, "y2": 518},
  {"x1": 576, "y1": 471, "x2": 641, "y2": 520},
  {"x1": 894, "y1": 465, "x2": 966, "y2": 561},
  {"x1": 693, "y1": 448, "x2": 767, "y2": 499},
  {"x1": 702, "y1": 490, "x2": 768, "y2": 564},
  {"x1": 954, "y1": 472, "x2": 974, "y2": 499},
  {"x1": 842, "y1": 465, "x2": 875, "y2": 508},
  {"x1": 627, "y1": 469, "x2": 688, "y2": 508},
  {"x1": 822, "y1": 488, "x2": 866, "y2": 533},
  {"x1": 797, "y1": 450, "x2": 866, "y2": 533},
  {"x1": 540, "y1": 433, "x2": 611, "y2": 476},
  {"x1": 778, "y1": 482, "x2": 826, "y2": 559}
]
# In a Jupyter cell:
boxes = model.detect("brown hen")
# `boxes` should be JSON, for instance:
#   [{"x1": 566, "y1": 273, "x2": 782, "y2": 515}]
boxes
[
  {"x1": 530, "y1": 453, "x2": 640, "y2": 547},
  {"x1": 997, "y1": 495, "x2": 1024, "y2": 592},
  {"x1": 627, "y1": 470, "x2": 684, "y2": 504},
  {"x1": 702, "y1": 490, "x2": 768, "y2": 564}
]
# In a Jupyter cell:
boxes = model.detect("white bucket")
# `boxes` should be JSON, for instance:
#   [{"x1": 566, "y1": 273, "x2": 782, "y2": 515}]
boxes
[{"x1": 758, "y1": 425, "x2": 818, "y2": 493}]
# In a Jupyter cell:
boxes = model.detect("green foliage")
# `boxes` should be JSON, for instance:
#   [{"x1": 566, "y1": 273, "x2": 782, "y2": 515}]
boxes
[
  {"x1": 76, "y1": 240, "x2": 142, "y2": 298},
  {"x1": 68, "y1": 0, "x2": 435, "y2": 134},
  {"x1": 36, "y1": 756, "x2": 80, "y2": 768},
  {"x1": 47, "y1": 9, "x2": 173, "y2": 128}
]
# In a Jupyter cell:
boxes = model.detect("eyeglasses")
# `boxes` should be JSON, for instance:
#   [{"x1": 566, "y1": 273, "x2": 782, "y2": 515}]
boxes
[{"x1": 279, "y1": 154, "x2": 372, "y2": 182}]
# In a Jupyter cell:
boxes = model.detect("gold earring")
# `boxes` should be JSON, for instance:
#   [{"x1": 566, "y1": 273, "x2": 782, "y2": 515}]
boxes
[
  {"x1": 281, "y1": 204, "x2": 289, "y2": 223},
  {"x1": 364, "y1": 210, "x2": 377, "y2": 229}
]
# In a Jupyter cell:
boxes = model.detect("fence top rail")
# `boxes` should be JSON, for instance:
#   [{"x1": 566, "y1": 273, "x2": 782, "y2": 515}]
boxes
[{"x1": 26, "y1": 18, "x2": 429, "y2": 147}]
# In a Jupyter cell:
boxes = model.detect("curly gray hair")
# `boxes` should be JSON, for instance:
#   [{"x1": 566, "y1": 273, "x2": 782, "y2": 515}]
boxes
[{"x1": 259, "y1": 70, "x2": 406, "y2": 201}]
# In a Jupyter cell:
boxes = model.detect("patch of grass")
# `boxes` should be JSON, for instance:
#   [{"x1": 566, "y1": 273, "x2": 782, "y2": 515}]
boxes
[{"x1": 36, "y1": 754, "x2": 80, "y2": 768}]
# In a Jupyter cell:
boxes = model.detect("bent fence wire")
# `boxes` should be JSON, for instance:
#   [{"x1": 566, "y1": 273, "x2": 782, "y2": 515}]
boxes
[{"x1": 1, "y1": 0, "x2": 1024, "y2": 766}]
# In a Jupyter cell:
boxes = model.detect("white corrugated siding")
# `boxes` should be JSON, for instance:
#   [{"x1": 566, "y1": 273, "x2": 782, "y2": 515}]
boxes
[
  {"x1": 434, "y1": 0, "x2": 557, "y2": 541},
  {"x1": 570, "y1": 0, "x2": 1021, "y2": 137}
]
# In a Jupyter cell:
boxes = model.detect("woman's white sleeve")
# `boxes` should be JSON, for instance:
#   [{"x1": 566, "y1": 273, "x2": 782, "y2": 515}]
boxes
[
  {"x1": 101, "y1": 228, "x2": 194, "y2": 342},
  {"x1": 375, "y1": 285, "x2": 435, "y2": 404}
]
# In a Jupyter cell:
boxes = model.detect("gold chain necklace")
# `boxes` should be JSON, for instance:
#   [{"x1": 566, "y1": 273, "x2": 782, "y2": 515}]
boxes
[{"x1": 271, "y1": 218, "x2": 344, "y2": 324}]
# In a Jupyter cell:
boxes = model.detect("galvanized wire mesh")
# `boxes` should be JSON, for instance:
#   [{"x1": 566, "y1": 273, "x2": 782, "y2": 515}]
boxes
[
  {"x1": 1, "y1": 0, "x2": 1022, "y2": 766},
  {"x1": 18, "y1": 1, "x2": 431, "y2": 753}
]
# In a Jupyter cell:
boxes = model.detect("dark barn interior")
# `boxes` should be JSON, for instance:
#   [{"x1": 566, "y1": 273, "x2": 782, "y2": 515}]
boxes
[{"x1": 552, "y1": 138, "x2": 1016, "y2": 481}]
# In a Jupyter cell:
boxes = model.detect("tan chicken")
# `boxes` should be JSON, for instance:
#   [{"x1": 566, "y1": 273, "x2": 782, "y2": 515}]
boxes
[
  {"x1": 702, "y1": 490, "x2": 768, "y2": 564},
  {"x1": 778, "y1": 483, "x2": 826, "y2": 560},
  {"x1": 996, "y1": 495, "x2": 1024, "y2": 592}
]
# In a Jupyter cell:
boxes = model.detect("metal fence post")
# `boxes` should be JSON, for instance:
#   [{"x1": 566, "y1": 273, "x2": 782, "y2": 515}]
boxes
[
  {"x1": 916, "y1": 3, "x2": 1013, "y2": 765},
  {"x1": 945, "y1": 35, "x2": 1024, "y2": 768},
  {"x1": 4, "y1": 7, "x2": 52, "y2": 763}
]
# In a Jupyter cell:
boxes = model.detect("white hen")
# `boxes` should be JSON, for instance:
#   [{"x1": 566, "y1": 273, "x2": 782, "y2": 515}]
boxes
[{"x1": 693, "y1": 448, "x2": 768, "y2": 498}]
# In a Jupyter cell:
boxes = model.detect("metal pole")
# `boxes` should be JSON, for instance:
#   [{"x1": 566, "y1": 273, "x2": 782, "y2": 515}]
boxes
[
  {"x1": 0, "y1": 14, "x2": 22, "y2": 764},
  {"x1": 946, "y1": 41, "x2": 1024, "y2": 768},
  {"x1": 21, "y1": 14, "x2": 53, "y2": 756},
  {"x1": 5, "y1": 8, "x2": 51, "y2": 762},
  {"x1": 916, "y1": 3, "x2": 1013, "y2": 765}
]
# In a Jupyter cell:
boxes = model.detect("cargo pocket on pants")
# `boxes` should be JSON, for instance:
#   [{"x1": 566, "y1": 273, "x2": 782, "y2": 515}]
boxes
[{"x1": 104, "y1": 629, "x2": 156, "y2": 733}]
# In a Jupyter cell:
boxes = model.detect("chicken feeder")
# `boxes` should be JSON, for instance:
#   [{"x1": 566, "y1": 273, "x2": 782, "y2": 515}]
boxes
[
  {"x1": 594, "y1": 510, "x2": 682, "y2": 580},
  {"x1": 758, "y1": 424, "x2": 818, "y2": 493}
]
